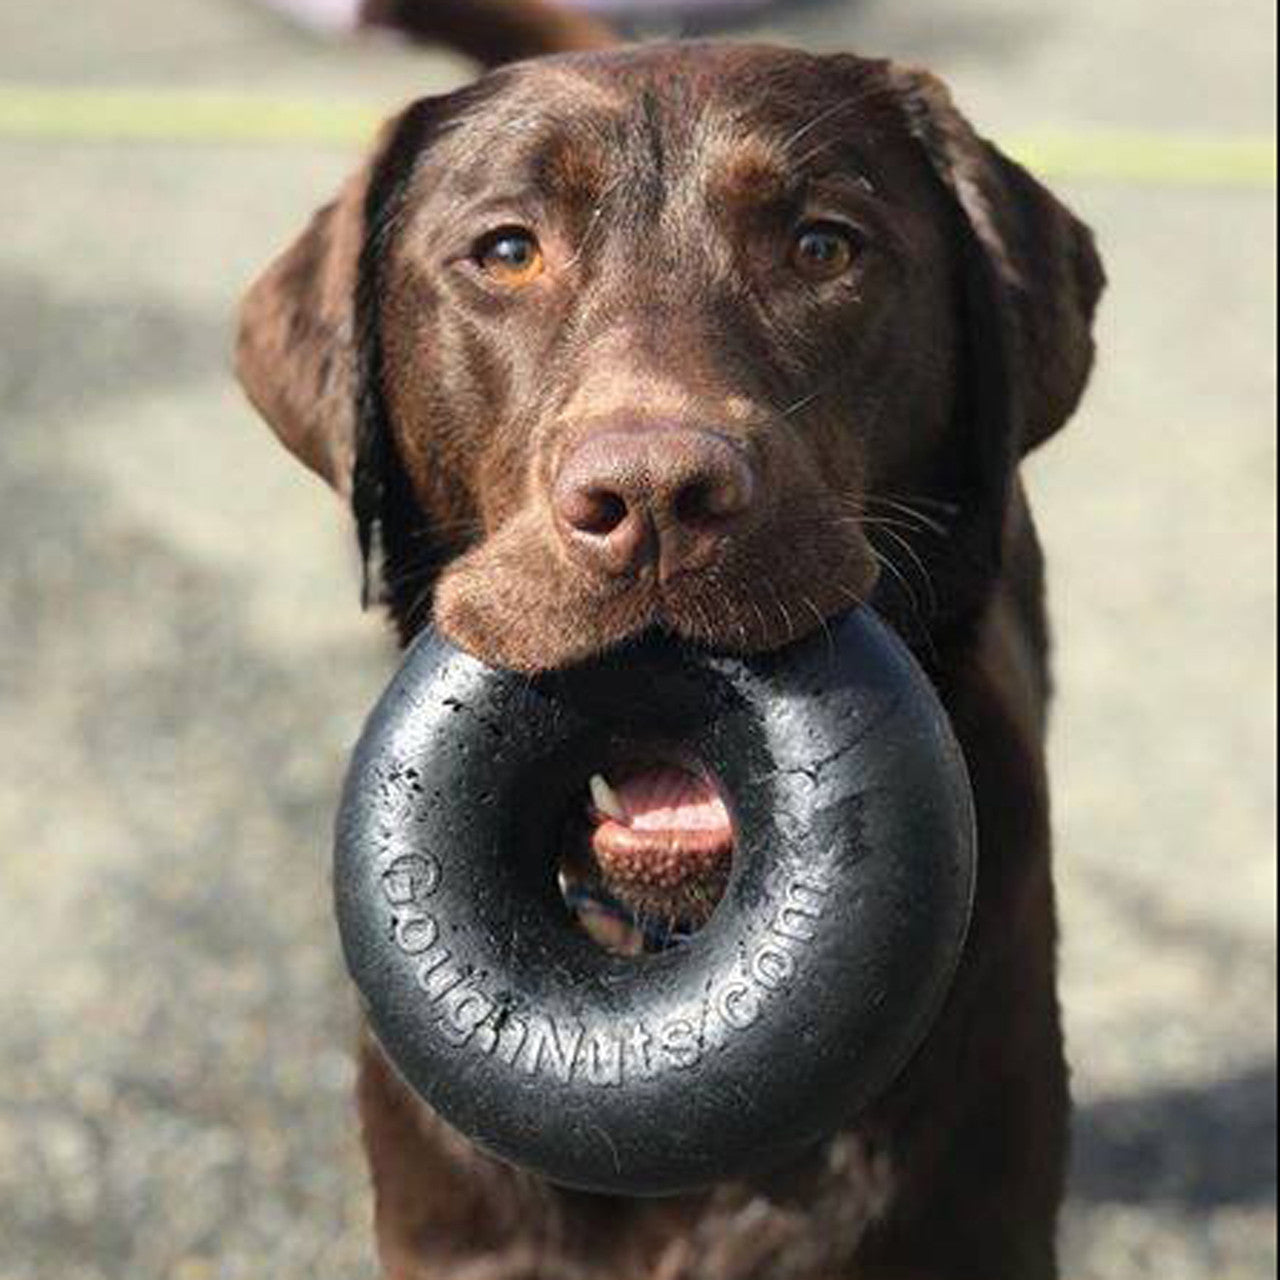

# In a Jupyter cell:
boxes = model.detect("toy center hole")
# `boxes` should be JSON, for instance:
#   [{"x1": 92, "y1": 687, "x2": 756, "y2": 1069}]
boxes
[{"x1": 558, "y1": 756, "x2": 735, "y2": 956}]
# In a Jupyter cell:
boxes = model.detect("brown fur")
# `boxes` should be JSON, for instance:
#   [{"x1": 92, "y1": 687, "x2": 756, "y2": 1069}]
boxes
[
  {"x1": 363, "y1": 0, "x2": 614, "y2": 67},
  {"x1": 236, "y1": 15, "x2": 1103, "y2": 1279}
]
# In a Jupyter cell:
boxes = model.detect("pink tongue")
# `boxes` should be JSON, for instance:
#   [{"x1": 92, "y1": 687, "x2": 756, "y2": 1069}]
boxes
[
  {"x1": 614, "y1": 767, "x2": 731, "y2": 833},
  {"x1": 591, "y1": 766, "x2": 733, "y2": 891}
]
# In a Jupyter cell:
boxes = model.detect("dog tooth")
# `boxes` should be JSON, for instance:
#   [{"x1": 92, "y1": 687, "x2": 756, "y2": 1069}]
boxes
[{"x1": 590, "y1": 773, "x2": 628, "y2": 822}]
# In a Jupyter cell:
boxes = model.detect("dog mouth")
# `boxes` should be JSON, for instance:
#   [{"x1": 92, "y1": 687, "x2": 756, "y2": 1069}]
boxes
[
  {"x1": 431, "y1": 499, "x2": 881, "y2": 675},
  {"x1": 559, "y1": 762, "x2": 735, "y2": 955}
]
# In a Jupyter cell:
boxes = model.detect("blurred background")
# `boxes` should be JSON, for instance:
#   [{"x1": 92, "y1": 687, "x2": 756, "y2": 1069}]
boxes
[{"x1": 0, "y1": 0, "x2": 1274, "y2": 1276}]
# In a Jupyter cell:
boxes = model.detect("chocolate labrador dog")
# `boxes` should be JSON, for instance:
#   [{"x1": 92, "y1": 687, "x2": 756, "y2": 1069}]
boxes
[{"x1": 237, "y1": 1, "x2": 1103, "y2": 1275}]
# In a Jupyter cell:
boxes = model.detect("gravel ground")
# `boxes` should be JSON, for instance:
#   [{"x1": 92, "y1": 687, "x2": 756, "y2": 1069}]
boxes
[{"x1": 0, "y1": 0, "x2": 1274, "y2": 1277}]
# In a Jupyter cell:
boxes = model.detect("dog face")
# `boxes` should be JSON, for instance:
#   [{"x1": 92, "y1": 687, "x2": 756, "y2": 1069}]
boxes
[
  {"x1": 237, "y1": 43, "x2": 1102, "y2": 931},
  {"x1": 369, "y1": 48, "x2": 973, "y2": 673},
  {"x1": 239, "y1": 44, "x2": 1101, "y2": 667}
]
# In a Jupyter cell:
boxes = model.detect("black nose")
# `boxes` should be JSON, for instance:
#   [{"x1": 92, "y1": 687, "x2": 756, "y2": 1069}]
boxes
[{"x1": 552, "y1": 424, "x2": 755, "y2": 579}]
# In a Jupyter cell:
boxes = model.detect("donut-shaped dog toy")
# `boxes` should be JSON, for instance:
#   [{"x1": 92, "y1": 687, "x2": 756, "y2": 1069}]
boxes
[{"x1": 334, "y1": 608, "x2": 975, "y2": 1195}]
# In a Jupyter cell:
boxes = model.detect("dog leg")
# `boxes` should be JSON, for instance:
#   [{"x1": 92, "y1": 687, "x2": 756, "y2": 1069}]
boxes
[
  {"x1": 855, "y1": 855, "x2": 1068, "y2": 1279},
  {"x1": 358, "y1": 1035, "x2": 552, "y2": 1279}
]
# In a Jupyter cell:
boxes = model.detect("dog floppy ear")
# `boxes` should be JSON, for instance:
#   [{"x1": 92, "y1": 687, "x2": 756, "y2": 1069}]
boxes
[
  {"x1": 236, "y1": 149, "x2": 379, "y2": 497},
  {"x1": 236, "y1": 92, "x2": 452, "y2": 493},
  {"x1": 237, "y1": 92, "x2": 477, "y2": 605},
  {"x1": 889, "y1": 65, "x2": 1105, "y2": 456}
]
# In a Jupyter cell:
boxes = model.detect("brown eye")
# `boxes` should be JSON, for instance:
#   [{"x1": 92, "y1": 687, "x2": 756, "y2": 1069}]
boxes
[
  {"x1": 474, "y1": 227, "x2": 544, "y2": 286},
  {"x1": 790, "y1": 221, "x2": 860, "y2": 281}
]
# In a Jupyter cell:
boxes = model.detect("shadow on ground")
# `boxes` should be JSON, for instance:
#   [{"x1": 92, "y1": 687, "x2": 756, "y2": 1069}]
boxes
[{"x1": 1074, "y1": 1062, "x2": 1277, "y2": 1211}]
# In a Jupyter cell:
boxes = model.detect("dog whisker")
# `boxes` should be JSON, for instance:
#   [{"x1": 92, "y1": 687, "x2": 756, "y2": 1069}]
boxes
[
  {"x1": 799, "y1": 593, "x2": 838, "y2": 662},
  {"x1": 835, "y1": 512, "x2": 941, "y2": 539},
  {"x1": 563, "y1": 172, "x2": 628, "y2": 270},
  {"x1": 872, "y1": 525, "x2": 938, "y2": 616},
  {"x1": 868, "y1": 543, "x2": 925, "y2": 626},
  {"x1": 764, "y1": 581, "x2": 797, "y2": 644},
  {"x1": 777, "y1": 86, "x2": 887, "y2": 160},
  {"x1": 777, "y1": 386, "x2": 825, "y2": 419},
  {"x1": 862, "y1": 494, "x2": 954, "y2": 537}
]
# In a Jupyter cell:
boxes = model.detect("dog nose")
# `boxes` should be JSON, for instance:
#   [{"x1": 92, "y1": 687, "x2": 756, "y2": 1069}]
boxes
[{"x1": 552, "y1": 425, "x2": 755, "y2": 579}]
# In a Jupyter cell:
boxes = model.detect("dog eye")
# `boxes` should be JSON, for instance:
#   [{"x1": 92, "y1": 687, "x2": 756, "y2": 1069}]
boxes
[
  {"x1": 790, "y1": 221, "x2": 861, "y2": 281},
  {"x1": 474, "y1": 227, "x2": 544, "y2": 286}
]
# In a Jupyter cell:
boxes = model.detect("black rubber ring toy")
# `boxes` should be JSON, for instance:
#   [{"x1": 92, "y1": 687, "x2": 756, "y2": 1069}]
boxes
[{"x1": 334, "y1": 607, "x2": 976, "y2": 1196}]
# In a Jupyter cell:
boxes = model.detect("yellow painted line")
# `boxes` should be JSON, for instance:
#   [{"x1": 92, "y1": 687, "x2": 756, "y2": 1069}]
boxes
[
  {"x1": 1006, "y1": 128, "x2": 1277, "y2": 190},
  {"x1": 0, "y1": 84, "x2": 1275, "y2": 190},
  {"x1": 0, "y1": 86, "x2": 385, "y2": 146}
]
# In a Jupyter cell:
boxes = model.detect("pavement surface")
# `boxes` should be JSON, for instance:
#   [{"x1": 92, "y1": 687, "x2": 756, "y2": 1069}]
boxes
[{"x1": 0, "y1": 0, "x2": 1275, "y2": 1277}]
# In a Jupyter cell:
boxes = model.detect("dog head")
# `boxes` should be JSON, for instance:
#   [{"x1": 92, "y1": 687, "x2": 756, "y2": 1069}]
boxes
[{"x1": 237, "y1": 44, "x2": 1102, "y2": 671}]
